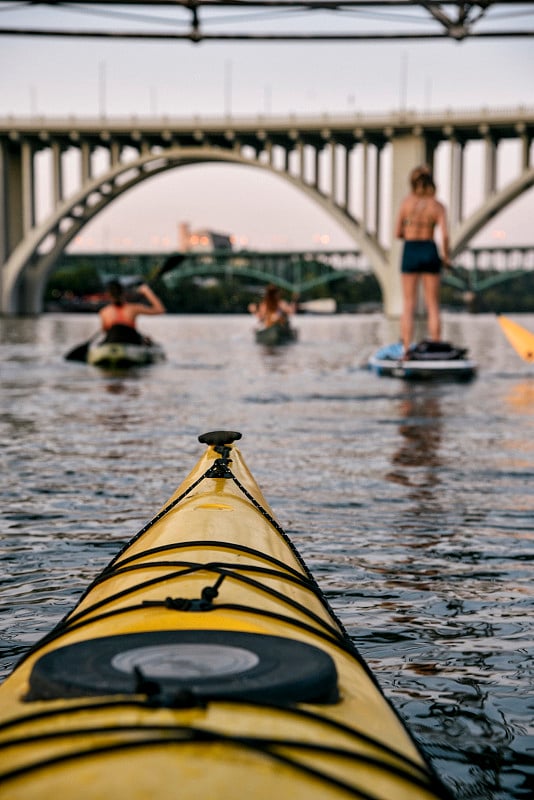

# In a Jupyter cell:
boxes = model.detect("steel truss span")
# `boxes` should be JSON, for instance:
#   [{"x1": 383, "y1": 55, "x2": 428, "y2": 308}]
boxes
[{"x1": 0, "y1": 2, "x2": 532, "y2": 42}]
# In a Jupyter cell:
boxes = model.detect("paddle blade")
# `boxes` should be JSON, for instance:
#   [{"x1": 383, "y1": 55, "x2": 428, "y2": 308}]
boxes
[
  {"x1": 497, "y1": 315, "x2": 534, "y2": 363},
  {"x1": 155, "y1": 253, "x2": 186, "y2": 280},
  {"x1": 64, "y1": 341, "x2": 90, "y2": 362}
]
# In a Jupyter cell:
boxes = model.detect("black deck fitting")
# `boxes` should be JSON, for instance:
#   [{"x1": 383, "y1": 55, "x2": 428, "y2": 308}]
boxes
[{"x1": 198, "y1": 431, "x2": 242, "y2": 447}]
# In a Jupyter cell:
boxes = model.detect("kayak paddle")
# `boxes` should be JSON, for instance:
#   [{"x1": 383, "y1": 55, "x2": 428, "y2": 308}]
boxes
[{"x1": 64, "y1": 330, "x2": 100, "y2": 362}]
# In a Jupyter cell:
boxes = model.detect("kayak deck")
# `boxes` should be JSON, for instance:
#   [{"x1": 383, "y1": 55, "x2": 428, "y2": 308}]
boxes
[
  {"x1": 86, "y1": 324, "x2": 165, "y2": 368},
  {"x1": 87, "y1": 339, "x2": 165, "y2": 368},
  {"x1": 0, "y1": 431, "x2": 451, "y2": 800},
  {"x1": 255, "y1": 321, "x2": 298, "y2": 345},
  {"x1": 87, "y1": 342, "x2": 165, "y2": 368}
]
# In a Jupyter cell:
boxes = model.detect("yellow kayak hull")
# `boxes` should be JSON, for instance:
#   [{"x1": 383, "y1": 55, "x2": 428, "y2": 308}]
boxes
[
  {"x1": 497, "y1": 314, "x2": 534, "y2": 362},
  {"x1": 0, "y1": 431, "x2": 450, "y2": 799}
]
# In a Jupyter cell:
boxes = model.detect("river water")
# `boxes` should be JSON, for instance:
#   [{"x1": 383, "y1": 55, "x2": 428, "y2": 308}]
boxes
[{"x1": 1, "y1": 311, "x2": 533, "y2": 799}]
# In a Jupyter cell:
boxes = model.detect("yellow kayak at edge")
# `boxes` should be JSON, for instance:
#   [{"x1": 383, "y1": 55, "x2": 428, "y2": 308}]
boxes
[
  {"x1": 0, "y1": 431, "x2": 452, "y2": 800},
  {"x1": 497, "y1": 314, "x2": 534, "y2": 363}
]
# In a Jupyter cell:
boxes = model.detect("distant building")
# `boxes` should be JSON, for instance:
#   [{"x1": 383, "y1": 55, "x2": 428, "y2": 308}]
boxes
[{"x1": 179, "y1": 222, "x2": 233, "y2": 253}]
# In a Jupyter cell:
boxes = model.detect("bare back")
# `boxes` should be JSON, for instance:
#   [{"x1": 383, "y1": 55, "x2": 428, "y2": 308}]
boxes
[
  {"x1": 396, "y1": 194, "x2": 446, "y2": 241},
  {"x1": 99, "y1": 284, "x2": 165, "y2": 332}
]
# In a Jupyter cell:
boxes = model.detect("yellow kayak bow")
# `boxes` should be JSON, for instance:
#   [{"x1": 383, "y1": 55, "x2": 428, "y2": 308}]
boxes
[
  {"x1": 0, "y1": 431, "x2": 451, "y2": 800},
  {"x1": 497, "y1": 315, "x2": 534, "y2": 362}
]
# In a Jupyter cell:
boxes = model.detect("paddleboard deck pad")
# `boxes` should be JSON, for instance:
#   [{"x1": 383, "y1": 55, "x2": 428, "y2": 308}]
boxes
[{"x1": 369, "y1": 340, "x2": 477, "y2": 380}]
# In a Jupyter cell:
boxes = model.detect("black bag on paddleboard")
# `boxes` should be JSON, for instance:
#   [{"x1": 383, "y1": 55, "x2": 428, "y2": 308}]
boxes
[{"x1": 410, "y1": 340, "x2": 468, "y2": 361}]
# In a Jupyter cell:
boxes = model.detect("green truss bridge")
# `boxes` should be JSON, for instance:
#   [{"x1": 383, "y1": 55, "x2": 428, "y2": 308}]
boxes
[
  {"x1": 153, "y1": 246, "x2": 534, "y2": 296},
  {"x1": 84, "y1": 245, "x2": 534, "y2": 299}
]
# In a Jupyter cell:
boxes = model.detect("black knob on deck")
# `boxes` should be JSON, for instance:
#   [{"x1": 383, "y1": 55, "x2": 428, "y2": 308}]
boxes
[{"x1": 198, "y1": 431, "x2": 242, "y2": 447}]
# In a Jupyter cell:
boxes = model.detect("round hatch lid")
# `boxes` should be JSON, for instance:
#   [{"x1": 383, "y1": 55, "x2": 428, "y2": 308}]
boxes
[{"x1": 27, "y1": 630, "x2": 338, "y2": 705}]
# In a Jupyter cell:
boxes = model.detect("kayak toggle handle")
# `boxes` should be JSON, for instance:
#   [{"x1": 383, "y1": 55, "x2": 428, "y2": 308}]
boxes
[
  {"x1": 199, "y1": 430, "x2": 242, "y2": 447},
  {"x1": 199, "y1": 432, "x2": 242, "y2": 478},
  {"x1": 143, "y1": 595, "x2": 212, "y2": 612},
  {"x1": 205, "y1": 452, "x2": 233, "y2": 478}
]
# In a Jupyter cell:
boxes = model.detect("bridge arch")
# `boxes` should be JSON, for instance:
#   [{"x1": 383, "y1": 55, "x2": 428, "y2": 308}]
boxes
[
  {"x1": 1, "y1": 146, "x2": 387, "y2": 315},
  {"x1": 451, "y1": 168, "x2": 534, "y2": 256}
]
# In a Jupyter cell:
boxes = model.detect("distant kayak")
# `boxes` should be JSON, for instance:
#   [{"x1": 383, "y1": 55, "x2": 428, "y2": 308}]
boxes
[
  {"x1": 369, "y1": 340, "x2": 477, "y2": 380},
  {"x1": 255, "y1": 320, "x2": 298, "y2": 346},
  {"x1": 0, "y1": 430, "x2": 451, "y2": 800}
]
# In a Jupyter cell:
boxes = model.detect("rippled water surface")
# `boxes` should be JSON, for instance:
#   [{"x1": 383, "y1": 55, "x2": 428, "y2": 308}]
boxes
[{"x1": 1, "y1": 312, "x2": 533, "y2": 799}]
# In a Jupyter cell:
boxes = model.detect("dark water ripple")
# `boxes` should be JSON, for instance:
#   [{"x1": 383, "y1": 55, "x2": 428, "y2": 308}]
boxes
[{"x1": 1, "y1": 312, "x2": 533, "y2": 799}]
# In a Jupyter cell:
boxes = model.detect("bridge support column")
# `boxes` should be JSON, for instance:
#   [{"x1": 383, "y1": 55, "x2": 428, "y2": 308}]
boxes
[
  {"x1": 519, "y1": 131, "x2": 531, "y2": 169},
  {"x1": 361, "y1": 141, "x2": 368, "y2": 231},
  {"x1": 484, "y1": 134, "x2": 497, "y2": 197},
  {"x1": 313, "y1": 147, "x2": 320, "y2": 189},
  {"x1": 343, "y1": 146, "x2": 351, "y2": 211},
  {"x1": 52, "y1": 141, "x2": 64, "y2": 205},
  {"x1": 21, "y1": 141, "x2": 36, "y2": 234},
  {"x1": 0, "y1": 141, "x2": 12, "y2": 265},
  {"x1": 0, "y1": 140, "x2": 25, "y2": 311},
  {"x1": 330, "y1": 141, "x2": 337, "y2": 202},
  {"x1": 13, "y1": 257, "x2": 42, "y2": 315},
  {"x1": 374, "y1": 145, "x2": 382, "y2": 240},
  {"x1": 449, "y1": 138, "x2": 464, "y2": 227},
  {"x1": 81, "y1": 141, "x2": 92, "y2": 182}
]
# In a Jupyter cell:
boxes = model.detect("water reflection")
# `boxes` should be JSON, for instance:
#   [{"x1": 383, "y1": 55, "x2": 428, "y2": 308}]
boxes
[
  {"x1": 505, "y1": 379, "x2": 534, "y2": 414},
  {"x1": 386, "y1": 385, "x2": 443, "y2": 499},
  {"x1": 99, "y1": 374, "x2": 144, "y2": 394}
]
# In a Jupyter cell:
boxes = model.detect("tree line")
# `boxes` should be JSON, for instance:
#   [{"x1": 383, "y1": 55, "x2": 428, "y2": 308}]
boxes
[{"x1": 45, "y1": 255, "x2": 534, "y2": 314}]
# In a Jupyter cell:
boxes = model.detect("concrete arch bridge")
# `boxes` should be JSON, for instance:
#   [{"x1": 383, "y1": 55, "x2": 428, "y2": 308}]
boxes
[{"x1": 1, "y1": 107, "x2": 533, "y2": 315}]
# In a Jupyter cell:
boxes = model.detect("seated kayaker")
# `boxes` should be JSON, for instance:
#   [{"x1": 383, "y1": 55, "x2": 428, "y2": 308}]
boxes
[
  {"x1": 99, "y1": 280, "x2": 165, "y2": 343},
  {"x1": 248, "y1": 284, "x2": 297, "y2": 329}
]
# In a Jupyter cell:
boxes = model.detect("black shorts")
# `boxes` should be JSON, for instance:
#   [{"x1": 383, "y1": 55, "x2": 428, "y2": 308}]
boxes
[{"x1": 401, "y1": 241, "x2": 442, "y2": 274}]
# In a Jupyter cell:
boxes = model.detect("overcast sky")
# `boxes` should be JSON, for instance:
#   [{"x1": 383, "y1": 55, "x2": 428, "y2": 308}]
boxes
[{"x1": 1, "y1": 2, "x2": 533, "y2": 252}]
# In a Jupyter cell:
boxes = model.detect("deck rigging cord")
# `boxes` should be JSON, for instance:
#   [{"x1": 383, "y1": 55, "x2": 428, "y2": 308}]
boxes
[{"x1": 0, "y1": 697, "x2": 445, "y2": 796}]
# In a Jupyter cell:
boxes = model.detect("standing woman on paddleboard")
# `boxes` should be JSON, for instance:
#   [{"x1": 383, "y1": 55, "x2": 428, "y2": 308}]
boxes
[{"x1": 395, "y1": 166, "x2": 450, "y2": 358}]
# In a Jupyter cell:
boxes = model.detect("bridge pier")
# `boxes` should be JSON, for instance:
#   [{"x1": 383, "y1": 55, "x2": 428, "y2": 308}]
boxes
[
  {"x1": 0, "y1": 142, "x2": 24, "y2": 267},
  {"x1": 1, "y1": 138, "x2": 43, "y2": 314}
]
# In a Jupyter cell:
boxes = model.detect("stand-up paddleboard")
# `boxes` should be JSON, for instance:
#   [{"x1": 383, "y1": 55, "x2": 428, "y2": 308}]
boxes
[
  {"x1": 369, "y1": 341, "x2": 477, "y2": 380},
  {"x1": 0, "y1": 431, "x2": 452, "y2": 800},
  {"x1": 497, "y1": 315, "x2": 534, "y2": 363}
]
